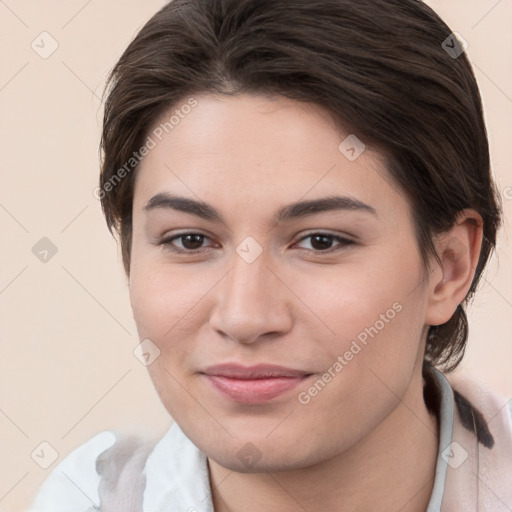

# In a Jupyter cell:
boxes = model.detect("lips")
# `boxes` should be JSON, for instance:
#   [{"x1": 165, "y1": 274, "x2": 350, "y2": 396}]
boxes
[
  {"x1": 201, "y1": 364, "x2": 312, "y2": 404},
  {"x1": 203, "y1": 363, "x2": 311, "y2": 379}
]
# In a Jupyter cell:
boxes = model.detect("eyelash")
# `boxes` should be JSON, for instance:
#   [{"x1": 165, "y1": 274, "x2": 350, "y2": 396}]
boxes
[{"x1": 158, "y1": 231, "x2": 355, "y2": 254}]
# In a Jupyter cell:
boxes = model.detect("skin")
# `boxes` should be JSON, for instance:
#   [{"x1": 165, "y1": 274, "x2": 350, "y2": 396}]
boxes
[{"x1": 128, "y1": 93, "x2": 483, "y2": 511}]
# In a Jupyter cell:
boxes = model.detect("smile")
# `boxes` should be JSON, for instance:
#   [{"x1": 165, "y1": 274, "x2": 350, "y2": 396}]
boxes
[{"x1": 201, "y1": 364, "x2": 313, "y2": 404}]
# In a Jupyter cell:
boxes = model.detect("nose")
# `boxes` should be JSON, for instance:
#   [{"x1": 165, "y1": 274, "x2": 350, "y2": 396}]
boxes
[{"x1": 208, "y1": 248, "x2": 293, "y2": 345}]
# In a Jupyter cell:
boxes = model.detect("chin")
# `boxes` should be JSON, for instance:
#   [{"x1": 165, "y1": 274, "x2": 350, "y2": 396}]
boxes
[
  {"x1": 201, "y1": 430, "x2": 331, "y2": 474},
  {"x1": 209, "y1": 448, "x2": 308, "y2": 474}
]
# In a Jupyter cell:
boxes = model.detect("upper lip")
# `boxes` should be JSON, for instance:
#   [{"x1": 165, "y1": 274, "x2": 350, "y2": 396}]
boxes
[{"x1": 202, "y1": 363, "x2": 312, "y2": 379}]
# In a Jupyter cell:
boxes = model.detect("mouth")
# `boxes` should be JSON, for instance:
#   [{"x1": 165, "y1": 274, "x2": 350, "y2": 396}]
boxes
[{"x1": 201, "y1": 363, "x2": 313, "y2": 404}]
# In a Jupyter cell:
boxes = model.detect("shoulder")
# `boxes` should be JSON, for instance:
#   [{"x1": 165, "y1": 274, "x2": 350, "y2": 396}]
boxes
[
  {"x1": 442, "y1": 371, "x2": 512, "y2": 508},
  {"x1": 446, "y1": 370, "x2": 512, "y2": 441},
  {"x1": 30, "y1": 430, "x2": 118, "y2": 512},
  {"x1": 30, "y1": 423, "x2": 211, "y2": 512}
]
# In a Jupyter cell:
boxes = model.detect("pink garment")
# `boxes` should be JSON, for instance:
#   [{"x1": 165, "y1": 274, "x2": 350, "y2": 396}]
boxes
[{"x1": 441, "y1": 372, "x2": 512, "y2": 511}]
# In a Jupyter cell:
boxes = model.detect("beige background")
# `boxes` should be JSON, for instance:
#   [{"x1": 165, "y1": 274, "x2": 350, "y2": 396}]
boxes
[{"x1": 0, "y1": 1, "x2": 511, "y2": 510}]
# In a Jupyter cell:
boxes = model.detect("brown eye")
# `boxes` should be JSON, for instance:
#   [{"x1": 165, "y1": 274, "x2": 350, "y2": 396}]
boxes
[
  {"x1": 310, "y1": 234, "x2": 335, "y2": 250},
  {"x1": 159, "y1": 232, "x2": 216, "y2": 253},
  {"x1": 295, "y1": 233, "x2": 354, "y2": 252},
  {"x1": 180, "y1": 234, "x2": 206, "y2": 250}
]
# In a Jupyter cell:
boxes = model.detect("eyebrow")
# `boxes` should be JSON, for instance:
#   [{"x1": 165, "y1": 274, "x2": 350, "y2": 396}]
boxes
[{"x1": 143, "y1": 193, "x2": 377, "y2": 223}]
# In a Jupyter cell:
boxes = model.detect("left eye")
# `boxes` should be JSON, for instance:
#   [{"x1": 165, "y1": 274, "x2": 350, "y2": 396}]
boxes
[
  {"x1": 160, "y1": 233, "x2": 215, "y2": 252},
  {"x1": 295, "y1": 233, "x2": 354, "y2": 252}
]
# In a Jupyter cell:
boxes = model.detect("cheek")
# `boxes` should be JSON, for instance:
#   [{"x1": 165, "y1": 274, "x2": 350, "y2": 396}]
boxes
[
  {"x1": 289, "y1": 256, "x2": 419, "y2": 340},
  {"x1": 129, "y1": 268, "x2": 172, "y2": 340},
  {"x1": 129, "y1": 259, "x2": 207, "y2": 341},
  {"x1": 288, "y1": 253, "x2": 427, "y2": 395},
  {"x1": 129, "y1": 261, "x2": 209, "y2": 420},
  {"x1": 293, "y1": 289, "x2": 425, "y2": 453}
]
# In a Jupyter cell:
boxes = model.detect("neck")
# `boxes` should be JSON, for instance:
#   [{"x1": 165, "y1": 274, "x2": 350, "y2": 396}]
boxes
[{"x1": 208, "y1": 366, "x2": 439, "y2": 512}]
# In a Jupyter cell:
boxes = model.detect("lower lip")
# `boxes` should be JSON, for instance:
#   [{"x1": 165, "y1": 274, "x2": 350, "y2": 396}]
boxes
[{"x1": 204, "y1": 375, "x2": 310, "y2": 404}]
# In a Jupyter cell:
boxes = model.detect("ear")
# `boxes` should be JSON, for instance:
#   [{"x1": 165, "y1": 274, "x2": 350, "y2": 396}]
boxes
[{"x1": 425, "y1": 209, "x2": 483, "y2": 326}]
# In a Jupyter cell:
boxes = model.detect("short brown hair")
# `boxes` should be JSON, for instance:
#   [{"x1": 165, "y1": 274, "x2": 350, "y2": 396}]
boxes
[{"x1": 99, "y1": 0, "x2": 502, "y2": 371}]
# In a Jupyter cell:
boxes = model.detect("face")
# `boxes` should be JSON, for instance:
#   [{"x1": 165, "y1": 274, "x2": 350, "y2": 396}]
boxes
[{"x1": 129, "y1": 93, "x2": 433, "y2": 472}]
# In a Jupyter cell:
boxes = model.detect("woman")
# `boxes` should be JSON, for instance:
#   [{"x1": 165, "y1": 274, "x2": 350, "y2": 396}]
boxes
[{"x1": 31, "y1": 0, "x2": 512, "y2": 510}]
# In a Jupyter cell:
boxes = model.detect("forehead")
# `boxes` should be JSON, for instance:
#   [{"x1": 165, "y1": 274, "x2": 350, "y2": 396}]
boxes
[{"x1": 133, "y1": 93, "x2": 408, "y2": 223}]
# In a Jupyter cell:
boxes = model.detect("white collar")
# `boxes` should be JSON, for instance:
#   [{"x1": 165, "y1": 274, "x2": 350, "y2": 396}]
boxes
[{"x1": 143, "y1": 421, "x2": 214, "y2": 512}]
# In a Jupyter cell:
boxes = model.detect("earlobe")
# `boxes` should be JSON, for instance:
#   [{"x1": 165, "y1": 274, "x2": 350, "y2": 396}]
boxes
[{"x1": 425, "y1": 209, "x2": 483, "y2": 326}]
